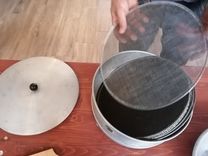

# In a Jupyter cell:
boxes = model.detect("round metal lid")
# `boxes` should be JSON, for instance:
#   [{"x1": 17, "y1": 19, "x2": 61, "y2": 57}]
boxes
[
  {"x1": 0, "y1": 57, "x2": 79, "y2": 135},
  {"x1": 193, "y1": 129, "x2": 208, "y2": 156},
  {"x1": 101, "y1": 1, "x2": 207, "y2": 110}
]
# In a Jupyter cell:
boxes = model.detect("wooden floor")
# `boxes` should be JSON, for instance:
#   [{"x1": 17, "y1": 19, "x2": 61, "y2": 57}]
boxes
[{"x1": 0, "y1": 0, "x2": 111, "y2": 63}]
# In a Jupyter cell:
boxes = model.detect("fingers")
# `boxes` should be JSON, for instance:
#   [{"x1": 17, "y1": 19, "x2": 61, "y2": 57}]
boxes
[
  {"x1": 110, "y1": 0, "x2": 149, "y2": 43},
  {"x1": 128, "y1": 15, "x2": 146, "y2": 33},
  {"x1": 114, "y1": 25, "x2": 138, "y2": 44},
  {"x1": 111, "y1": 7, "x2": 128, "y2": 42},
  {"x1": 117, "y1": 10, "x2": 128, "y2": 34},
  {"x1": 126, "y1": 26, "x2": 138, "y2": 41},
  {"x1": 114, "y1": 29, "x2": 128, "y2": 43},
  {"x1": 113, "y1": 12, "x2": 149, "y2": 43},
  {"x1": 119, "y1": 11, "x2": 149, "y2": 43},
  {"x1": 111, "y1": 0, "x2": 129, "y2": 33}
]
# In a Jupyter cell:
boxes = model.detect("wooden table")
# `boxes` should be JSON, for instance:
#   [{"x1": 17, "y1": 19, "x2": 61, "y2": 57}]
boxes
[{"x1": 0, "y1": 60, "x2": 208, "y2": 156}]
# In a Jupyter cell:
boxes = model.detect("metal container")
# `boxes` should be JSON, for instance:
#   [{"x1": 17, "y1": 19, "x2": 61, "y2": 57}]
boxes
[
  {"x1": 91, "y1": 56, "x2": 195, "y2": 148},
  {"x1": 91, "y1": 1, "x2": 207, "y2": 149}
]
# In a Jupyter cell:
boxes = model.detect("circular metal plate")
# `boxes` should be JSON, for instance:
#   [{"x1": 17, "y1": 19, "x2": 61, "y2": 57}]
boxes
[
  {"x1": 0, "y1": 57, "x2": 79, "y2": 135},
  {"x1": 193, "y1": 129, "x2": 208, "y2": 156}
]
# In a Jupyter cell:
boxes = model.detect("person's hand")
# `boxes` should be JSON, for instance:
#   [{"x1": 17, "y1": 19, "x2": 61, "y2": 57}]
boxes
[
  {"x1": 111, "y1": 0, "x2": 138, "y2": 33},
  {"x1": 111, "y1": 0, "x2": 149, "y2": 43}
]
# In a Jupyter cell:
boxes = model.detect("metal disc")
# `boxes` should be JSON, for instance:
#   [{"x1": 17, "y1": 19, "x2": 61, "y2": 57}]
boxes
[
  {"x1": 0, "y1": 57, "x2": 79, "y2": 135},
  {"x1": 193, "y1": 129, "x2": 208, "y2": 156},
  {"x1": 102, "y1": 1, "x2": 207, "y2": 110}
]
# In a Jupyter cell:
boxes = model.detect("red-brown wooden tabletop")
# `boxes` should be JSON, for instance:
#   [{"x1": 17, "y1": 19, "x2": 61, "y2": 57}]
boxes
[{"x1": 0, "y1": 60, "x2": 207, "y2": 156}]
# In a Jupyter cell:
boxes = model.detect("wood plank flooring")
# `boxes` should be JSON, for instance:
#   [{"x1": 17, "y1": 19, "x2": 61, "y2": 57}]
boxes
[{"x1": 0, "y1": 0, "x2": 111, "y2": 63}]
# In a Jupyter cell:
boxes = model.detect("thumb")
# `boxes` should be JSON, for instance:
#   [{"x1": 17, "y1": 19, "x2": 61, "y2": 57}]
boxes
[{"x1": 117, "y1": 10, "x2": 127, "y2": 34}]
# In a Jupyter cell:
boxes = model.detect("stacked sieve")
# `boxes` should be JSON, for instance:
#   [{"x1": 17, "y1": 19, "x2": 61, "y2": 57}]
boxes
[{"x1": 92, "y1": 1, "x2": 207, "y2": 148}]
